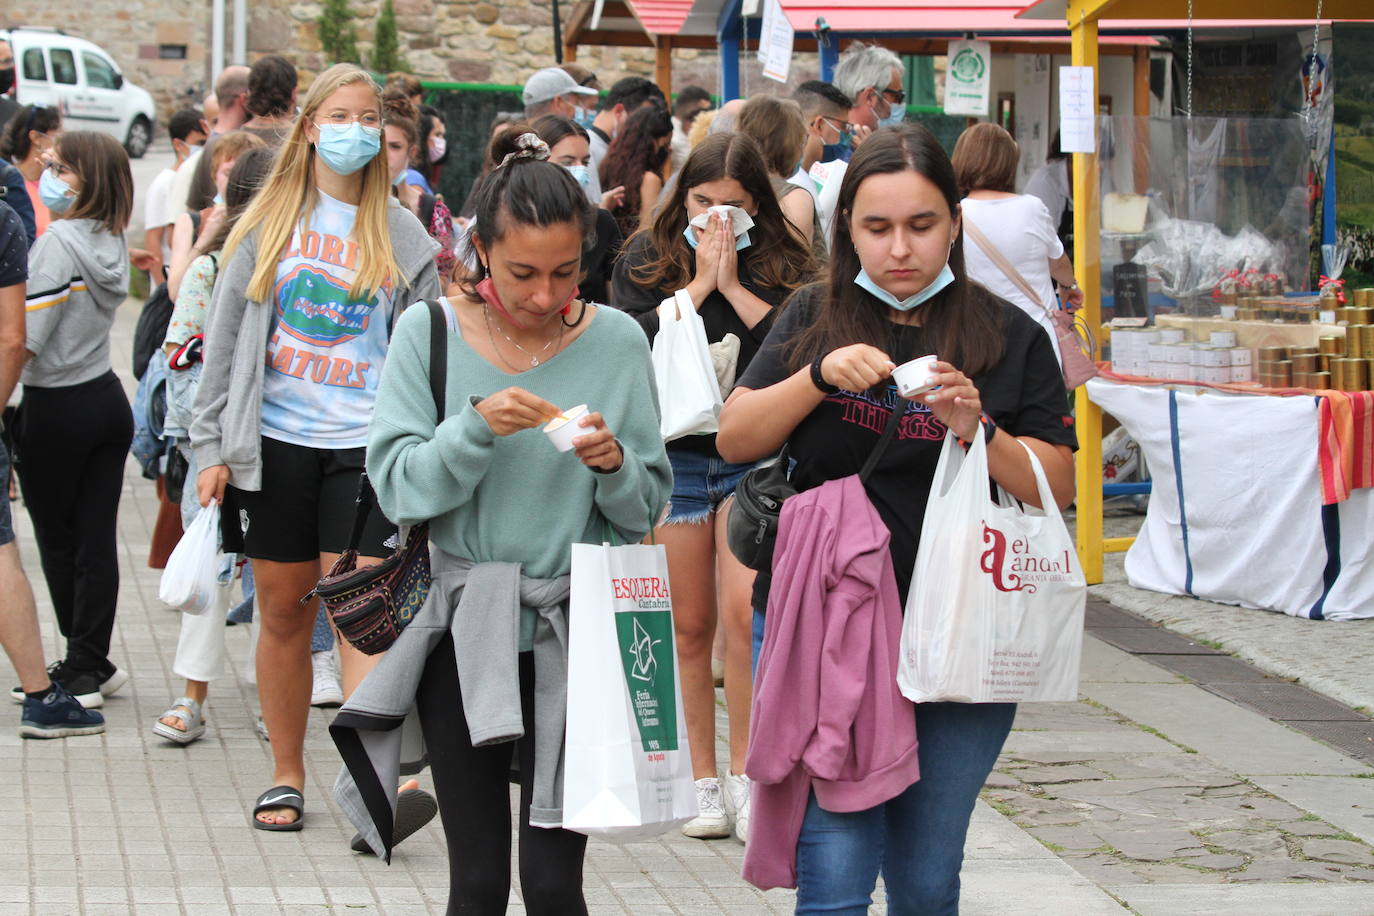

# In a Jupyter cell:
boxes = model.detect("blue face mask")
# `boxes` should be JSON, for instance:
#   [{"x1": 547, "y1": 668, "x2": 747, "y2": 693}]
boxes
[
  {"x1": 39, "y1": 169, "x2": 76, "y2": 213},
  {"x1": 574, "y1": 107, "x2": 597, "y2": 129},
  {"x1": 565, "y1": 163, "x2": 591, "y2": 188},
  {"x1": 392, "y1": 169, "x2": 406, "y2": 187},
  {"x1": 212, "y1": 193, "x2": 225, "y2": 206},
  {"x1": 683, "y1": 225, "x2": 753, "y2": 252},
  {"x1": 878, "y1": 105, "x2": 906, "y2": 129},
  {"x1": 821, "y1": 132, "x2": 852, "y2": 163},
  {"x1": 855, "y1": 263, "x2": 955, "y2": 311},
  {"x1": 314, "y1": 121, "x2": 382, "y2": 176}
]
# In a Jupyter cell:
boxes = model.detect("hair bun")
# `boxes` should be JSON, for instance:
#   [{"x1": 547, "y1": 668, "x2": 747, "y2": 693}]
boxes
[{"x1": 498, "y1": 132, "x2": 551, "y2": 168}]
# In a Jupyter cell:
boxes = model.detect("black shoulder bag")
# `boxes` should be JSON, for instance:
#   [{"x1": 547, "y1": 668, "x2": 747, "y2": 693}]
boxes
[
  {"x1": 308, "y1": 300, "x2": 448, "y2": 655},
  {"x1": 727, "y1": 394, "x2": 907, "y2": 572}
]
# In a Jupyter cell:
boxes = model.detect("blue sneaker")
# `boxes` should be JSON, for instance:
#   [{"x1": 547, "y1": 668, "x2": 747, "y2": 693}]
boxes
[{"x1": 19, "y1": 681, "x2": 106, "y2": 738}]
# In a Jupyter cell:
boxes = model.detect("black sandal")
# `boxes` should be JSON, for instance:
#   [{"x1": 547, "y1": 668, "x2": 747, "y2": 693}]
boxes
[
  {"x1": 252, "y1": 785, "x2": 304, "y2": 832},
  {"x1": 350, "y1": 787, "x2": 438, "y2": 853}
]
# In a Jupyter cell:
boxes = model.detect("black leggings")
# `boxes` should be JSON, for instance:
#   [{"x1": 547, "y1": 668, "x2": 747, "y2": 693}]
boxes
[
  {"x1": 416, "y1": 634, "x2": 588, "y2": 915},
  {"x1": 15, "y1": 371, "x2": 134, "y2": 672}
]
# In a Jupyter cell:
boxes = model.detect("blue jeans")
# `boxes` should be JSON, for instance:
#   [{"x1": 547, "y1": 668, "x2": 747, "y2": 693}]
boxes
[
  {"x1": 754, "y1": 613, "x2": 1015, "y2": 914},
  {"x1": 663, "y1": 448, "x2": 752, "y2": 524}
]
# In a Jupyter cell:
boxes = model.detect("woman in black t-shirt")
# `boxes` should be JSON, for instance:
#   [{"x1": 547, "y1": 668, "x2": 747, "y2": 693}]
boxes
[
  {"x1": 718, "y1": 124, "x2": 1077, "y2": 911},
  {"x1": 611, "y1": 130, "x2": 815, "y2": 842}
]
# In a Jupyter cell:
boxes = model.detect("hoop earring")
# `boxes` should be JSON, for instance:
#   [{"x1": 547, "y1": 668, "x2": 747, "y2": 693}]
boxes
[{"x1": 562, "y1": 299, "x2": 589, "y2": 328}]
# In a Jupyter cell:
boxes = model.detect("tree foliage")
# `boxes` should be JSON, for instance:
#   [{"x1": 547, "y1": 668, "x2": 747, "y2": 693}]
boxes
[
  {"x1": 370, "y1": 0, "x2": 408, "y2": 75},
  {"x1": 317, "y1": 0, "x2": 361, "y2": 66}
]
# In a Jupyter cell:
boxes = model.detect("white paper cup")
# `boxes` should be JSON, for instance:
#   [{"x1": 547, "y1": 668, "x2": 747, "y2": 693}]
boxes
[
  {"x1": 893, "y1": 354, "x2": 940, "y2": 399},
  {"x1": 544, "y1": 404, "x2": 590, "y2": 452}
]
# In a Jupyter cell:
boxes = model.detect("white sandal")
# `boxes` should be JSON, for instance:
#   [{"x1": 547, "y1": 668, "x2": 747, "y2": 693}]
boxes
[{"x1": 152, "y1": 697, "x2": 206, "y2": 745}]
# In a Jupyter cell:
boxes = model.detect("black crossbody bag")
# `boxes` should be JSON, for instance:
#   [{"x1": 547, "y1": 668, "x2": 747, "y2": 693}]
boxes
[{"x1": 727, "y1": 395, "x2": 907, "y2": 571}]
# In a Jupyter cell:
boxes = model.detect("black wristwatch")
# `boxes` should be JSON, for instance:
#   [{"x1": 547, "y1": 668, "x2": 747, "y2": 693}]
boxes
[{"x1": 810, "y1": 356, "x2": 839, "y2": 395}]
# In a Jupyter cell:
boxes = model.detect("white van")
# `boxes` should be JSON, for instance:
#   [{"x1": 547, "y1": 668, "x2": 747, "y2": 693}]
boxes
[{"x1": 2, "y1": 26, "x2": 158, "y2": 158}]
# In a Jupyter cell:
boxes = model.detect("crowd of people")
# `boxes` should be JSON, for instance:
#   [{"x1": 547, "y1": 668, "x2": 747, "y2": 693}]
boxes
[{"x1": 0, "y1": 36, "x2": 1081, "y2": 914}]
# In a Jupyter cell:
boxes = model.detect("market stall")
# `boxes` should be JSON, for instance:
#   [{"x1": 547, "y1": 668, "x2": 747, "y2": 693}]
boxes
[
  {"x1": 1087, "y1": 377, "x2": 1374, "y2": 620},
  {"x1": 1017, "y1": 0, "x2": 1373, "y2": 588}
]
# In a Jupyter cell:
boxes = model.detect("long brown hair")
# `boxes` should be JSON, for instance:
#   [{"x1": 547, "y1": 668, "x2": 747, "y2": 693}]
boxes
[
  {"x1": 628, "y1": 131, "x2": 815, "y2": 295},
  {"x1": 54, "y1": 131, "x2": 133, "y2": 235},
  {"x1": 788, "y1": 124, "x2": 1005, "y2": 376},
  {"x1": 598, "y1": 104, "x2": 673, "y2": 236}
]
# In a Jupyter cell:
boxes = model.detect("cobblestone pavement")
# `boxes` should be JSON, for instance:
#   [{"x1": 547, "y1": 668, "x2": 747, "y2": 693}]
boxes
[
  {"x1": 3, "y1": 305, "x2": 1372, "y2": 914},
  {"x1": 1084, "y1": 505, "x2": 1374, "y2": 714}
]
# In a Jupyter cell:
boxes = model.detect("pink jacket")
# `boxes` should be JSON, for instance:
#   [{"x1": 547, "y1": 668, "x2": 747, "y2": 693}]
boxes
[{"x1": 742, "y1": 475, "x2": 920, "y2": 891}]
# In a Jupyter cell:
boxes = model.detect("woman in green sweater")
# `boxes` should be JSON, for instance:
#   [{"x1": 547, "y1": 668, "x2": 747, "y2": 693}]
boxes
[{"x1": 349, "y1": 130, "x2": 671, "y2": 913}]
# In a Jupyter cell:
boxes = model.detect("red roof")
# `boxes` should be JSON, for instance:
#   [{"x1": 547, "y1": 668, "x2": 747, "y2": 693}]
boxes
[
  {"x1": 780, "y1": 0, "x2": 1055, "y2": 33},
  {"x1": 624, "y1": 0, "x2": 699, "y2": 35}
]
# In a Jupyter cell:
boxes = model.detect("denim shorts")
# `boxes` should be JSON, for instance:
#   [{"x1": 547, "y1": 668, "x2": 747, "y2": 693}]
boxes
[
  {"x1": 0, "y1": 439, "x2": 12, "y2": 547},
  {"x1": 664, "y1": 447, "x2": 754, "y2": 525}
]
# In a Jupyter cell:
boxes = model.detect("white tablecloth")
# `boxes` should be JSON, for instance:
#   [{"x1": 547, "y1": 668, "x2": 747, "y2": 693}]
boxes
[{"x1": 1088, "y1": 379, "x2": 1374, "y2": 620}]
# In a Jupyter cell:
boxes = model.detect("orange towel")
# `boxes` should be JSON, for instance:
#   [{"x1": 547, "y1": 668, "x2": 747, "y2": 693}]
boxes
[{"x1": 1317, "y1": 390, "x2": 1374, "y2": 505}]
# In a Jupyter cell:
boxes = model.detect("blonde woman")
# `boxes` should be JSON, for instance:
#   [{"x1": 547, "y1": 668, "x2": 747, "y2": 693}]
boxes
[{"x1": 190, "y1": 63, "x2": 441, "y2": 831}]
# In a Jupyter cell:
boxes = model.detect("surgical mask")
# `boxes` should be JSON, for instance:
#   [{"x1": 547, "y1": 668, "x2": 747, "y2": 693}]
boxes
[
  {"x1": 684, "y1": 204, "x2": 753, "y2": 251},
  {"x1": 821, "y1": 131, "x2": 852, "y2": 163},
  {"x1": 427, "y1": 136, "x2": 447, "y2": 163},
  {"x1": 392, "y1": 169, "x2": 406, "y2": 187},
  {"x1": 565, "y1": 163, "x2": 591, "y2": 188},
  {"x1": 213, "y1": 193, "x2": 225, "y2": 206},
  {"x1": 855, "y1": 263, "x2": 955, "y2": 311},
  {"x1": 573, "y1": 107, "x2": 597, "y2": 130},
  {"x1": 314, "y1": 121, "x2": 381, "y2": 176},
  {"x1": 878, "y1": 105, "x2": 906, "y2": 129},
  {"x1": 39, "y1": 169, "x2": 76, "y2": 213},
  {"x1": 475, "y1": 275, "x2": 579, "y2": 331}
]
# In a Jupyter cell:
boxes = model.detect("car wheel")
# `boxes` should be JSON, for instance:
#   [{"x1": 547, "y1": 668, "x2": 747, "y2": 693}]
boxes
[{"x1": 125, "y1": 117, "x2": 152, "y2": 159}]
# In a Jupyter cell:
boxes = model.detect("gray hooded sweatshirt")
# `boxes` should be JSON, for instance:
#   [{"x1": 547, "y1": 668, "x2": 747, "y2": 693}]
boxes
[{"x1": 22, "y1": 218, "x2": 129, "y2": 387}]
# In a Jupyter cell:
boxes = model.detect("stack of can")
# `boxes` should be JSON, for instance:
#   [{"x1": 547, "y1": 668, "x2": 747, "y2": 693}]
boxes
[
  {"x1": 1108, "y1": 327, "x2": 1159, "y2": 376},
  {"x1": 1257, "y1": 346, "x2": 1293, "y2": 387},
  {"x1": 1330, "y1": 325, "x2": 1374, "y2": 391}
]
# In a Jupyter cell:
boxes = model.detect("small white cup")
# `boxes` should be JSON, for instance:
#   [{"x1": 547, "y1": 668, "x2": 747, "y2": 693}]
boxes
[
  {"x1": 544, "y1": 404, "x2": 591, "y2": 452},
  {"x1": 892, "y1": 354, "x2": 940, "y2": 399}
]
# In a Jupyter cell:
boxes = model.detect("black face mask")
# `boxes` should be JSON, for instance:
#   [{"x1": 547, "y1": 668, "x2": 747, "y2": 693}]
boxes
[
  {"x1": 654, "y1": 144, "x2": 669, "y2": 169},
  {"x1": 0, "y1": 68, "x2": 14, "y2": 95}
]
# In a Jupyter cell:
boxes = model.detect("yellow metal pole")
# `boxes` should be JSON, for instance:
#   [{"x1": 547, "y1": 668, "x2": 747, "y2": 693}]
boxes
[{"x1": 1069, "y1": 10, "x2": 1104, "y2": 584}]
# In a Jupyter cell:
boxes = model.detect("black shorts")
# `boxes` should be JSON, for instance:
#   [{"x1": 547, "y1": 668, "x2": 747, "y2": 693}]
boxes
[{"x1": 226, "y1": 436, "x2": 396, "y2": 563}]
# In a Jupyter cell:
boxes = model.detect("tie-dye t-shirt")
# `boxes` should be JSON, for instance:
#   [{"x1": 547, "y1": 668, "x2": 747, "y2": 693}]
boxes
[{"x1": 260, "y1": 191, "x2": 395, "y2": 448}]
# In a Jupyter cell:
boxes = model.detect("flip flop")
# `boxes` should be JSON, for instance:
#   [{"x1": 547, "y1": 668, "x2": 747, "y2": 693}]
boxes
[
  {"x1": 151, "y1": 697, "x2": 206, "y2": 745},
  {"x1": 252, "y1": 785, "x2": 304, "y2": 831},
  {"x1": 350, "y1": 787, "x2": 438, "y2": 854}
]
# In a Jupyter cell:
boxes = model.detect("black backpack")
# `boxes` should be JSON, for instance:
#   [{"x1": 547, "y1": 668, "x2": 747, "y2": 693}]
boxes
[{"x1": 132, "y1": 282, "x2": 175, "y2": 381}]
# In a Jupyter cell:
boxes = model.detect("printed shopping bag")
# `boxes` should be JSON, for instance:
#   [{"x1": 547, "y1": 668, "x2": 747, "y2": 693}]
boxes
[
  {"x1": 158, "y1": 502, "x2": 228, "y2": 615},
  {"x1": 563, "y1": 542, "x2": 696, "y2": 841},
  {"x1": 651, "y1": 289, "x2": 724, "y2": 441},
  {"x1": 897, "y1": 432, "x2": 1086, "y2": 703}
]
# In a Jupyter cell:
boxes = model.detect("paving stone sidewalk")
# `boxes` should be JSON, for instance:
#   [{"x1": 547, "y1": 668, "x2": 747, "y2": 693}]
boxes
[{"x1": 3, "y1": 303, "x2": 1372, "y2": 914}]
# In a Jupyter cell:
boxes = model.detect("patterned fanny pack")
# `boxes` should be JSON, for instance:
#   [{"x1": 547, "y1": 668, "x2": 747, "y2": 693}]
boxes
[{"x1": 307, "y1": 300, "x2": 447, "y2": 655}]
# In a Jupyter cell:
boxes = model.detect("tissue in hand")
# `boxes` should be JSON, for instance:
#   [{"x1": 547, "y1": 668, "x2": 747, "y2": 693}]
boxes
[{"x1": 688, "y1": 205, "x2": 755, "y2": 250}]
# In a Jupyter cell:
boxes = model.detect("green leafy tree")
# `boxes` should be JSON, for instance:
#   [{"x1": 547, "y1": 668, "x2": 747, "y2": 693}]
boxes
[
  {"x1": 370, "y1": 0, "x2": 408, "y2": 75},
  {"x1": 317, "y1": 0, "x2": 361, "y2": 66}
]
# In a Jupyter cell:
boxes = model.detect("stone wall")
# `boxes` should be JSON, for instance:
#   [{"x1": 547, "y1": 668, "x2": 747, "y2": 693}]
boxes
[{"x1": 9, "y1": 0, "x2": 736, "y2": 122}]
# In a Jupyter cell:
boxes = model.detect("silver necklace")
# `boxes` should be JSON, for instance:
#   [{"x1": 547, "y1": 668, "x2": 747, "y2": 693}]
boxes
[{"x1": 484, "y1": 305, "x2": 563, "y2": 369}]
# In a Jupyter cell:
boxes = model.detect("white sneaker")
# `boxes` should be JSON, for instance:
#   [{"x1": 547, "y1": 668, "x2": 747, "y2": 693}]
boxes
[
  {"x1": 310, "y1": 649, "x2": 344, "y2": 708},
  {"x1": 682, "y1": 777, "x2": 732, "y2": 839},
  {"x1": 723, "y1": 772, "x2": 751, "y2": 843}
]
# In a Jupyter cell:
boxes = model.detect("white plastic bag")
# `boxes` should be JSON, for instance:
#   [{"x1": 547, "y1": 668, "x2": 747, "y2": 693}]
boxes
[
  {"x1": 651, "y1": 290, "x2": 723, "y2": 441},
  {"x1": 158, "y1": 502, "x2": 226, "y2": 615},
  {"x1": 897, "y1": 432, "x2": 1086, "y2": 703},
  {"x1": 563, "y1": 542, "x2": 696, "y2": 841}
]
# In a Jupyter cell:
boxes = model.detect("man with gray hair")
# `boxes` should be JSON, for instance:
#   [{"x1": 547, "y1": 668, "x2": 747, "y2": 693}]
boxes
[
  {"x1": 523, "y1": 67, "x2": 599, "y2": 121},
  {"x1": 833, "y1": 41, "x2": 905, "y2": 145}
]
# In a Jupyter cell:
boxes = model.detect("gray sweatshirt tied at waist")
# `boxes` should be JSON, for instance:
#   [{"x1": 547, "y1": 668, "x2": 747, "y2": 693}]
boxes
[{"x1": 330, "y1": 545, "x2": 571, "y2": 862}]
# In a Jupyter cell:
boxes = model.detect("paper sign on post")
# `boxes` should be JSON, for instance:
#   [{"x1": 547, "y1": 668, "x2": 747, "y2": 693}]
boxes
[
  {"x1": 1059, "y1": 66, "x2": 1096, "y2": 153},
  {"x1": 943, "y1": 40, "x2": 991, "y2": 116},
  {"x1": 760, "y1": 0, "x2": 793, "y2": 83}
]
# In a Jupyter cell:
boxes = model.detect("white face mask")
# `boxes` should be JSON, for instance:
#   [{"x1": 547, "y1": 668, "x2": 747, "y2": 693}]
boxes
[{"x1": 428, "y1": 136, "x2": 447, "y2": 163}]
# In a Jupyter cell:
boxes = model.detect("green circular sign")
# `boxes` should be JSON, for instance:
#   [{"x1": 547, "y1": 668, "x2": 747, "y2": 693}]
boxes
[{"x1": 951, "y1": 48, "x2": 986, "y2": 85}]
